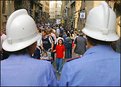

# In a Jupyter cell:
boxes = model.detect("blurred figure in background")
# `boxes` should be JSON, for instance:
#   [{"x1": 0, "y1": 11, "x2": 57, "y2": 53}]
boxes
[
  {"x1": 41, "y1": 29, "x2": 54, "y2": 52},
  {"x1": 32, "y1": 29, "x2": 42, "y2": 59},
  {"x1": 73, "y1": 33, "x2": 87, "y2": 57},
  {"x1": 64, "y1": 33, "x2": 72, "y2": 59},
  {"x1": 48, "y1": 29, "x2": 56, "y2": 62},
  {"x1": 1, "y1": 29, "x2": 9, "y2": 60},
  {"x1": 56, "y1": 26, "x2": 60, "y2": 38}
]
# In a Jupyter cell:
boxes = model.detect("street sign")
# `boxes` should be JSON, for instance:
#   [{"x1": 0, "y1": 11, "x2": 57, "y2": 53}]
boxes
[
  {"x1": 80, "y1": 12, "x2": 85, "y2": 19},
  {"x1": 56, "y1": 19, "x2": 61, "y2": 24}
]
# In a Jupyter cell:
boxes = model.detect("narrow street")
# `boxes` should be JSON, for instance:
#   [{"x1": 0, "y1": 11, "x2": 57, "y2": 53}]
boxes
[{"x1": 0, "y1": 0, "x2": 120, "y2": 86}]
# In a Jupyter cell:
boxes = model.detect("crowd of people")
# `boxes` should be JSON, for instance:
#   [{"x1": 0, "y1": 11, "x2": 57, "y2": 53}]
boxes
[
  {"x1": 1, "y1": 2, "x2": 120, "y2": 86},
  {"x1": 32, "y1": 23, "x2": 87, "y2": 74},
  {"x1": 1, "y1": 14, "x2": 87, "y2": 74}
]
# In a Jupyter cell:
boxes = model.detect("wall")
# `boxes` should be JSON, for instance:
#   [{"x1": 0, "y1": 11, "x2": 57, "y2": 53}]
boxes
[
  {"x1": 75, "y1": 1, "x2": 81, "y2": 29},
  {"x1": 1, "y1": 1, "x2": 14, "y2": 31},
  {"x1": 0, "y1": 0, "x2": 1, "y2": 51},
  {"x1": 49, "y1": 1, "x2": 56, "y2": 19}
]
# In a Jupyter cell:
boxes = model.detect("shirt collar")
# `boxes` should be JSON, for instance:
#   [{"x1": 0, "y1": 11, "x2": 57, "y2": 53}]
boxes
[
  {"x1": 8, "y1": 54, "x2": 31, "y2": 60},
  {"x1": 83, "y1": 45, "x2": 114, "y2": 56}
]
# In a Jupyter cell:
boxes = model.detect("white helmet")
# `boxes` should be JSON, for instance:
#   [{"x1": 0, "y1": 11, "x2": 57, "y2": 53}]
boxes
[
  {"x1": 82, "y1": 2, "x2": 119, "y2": 41},
  {"x1": 56, "y1": 37, "x2": 64, "y2": 44},
  {"x1": 2, "y1": 9, "x2": 40, "y2": 51}
]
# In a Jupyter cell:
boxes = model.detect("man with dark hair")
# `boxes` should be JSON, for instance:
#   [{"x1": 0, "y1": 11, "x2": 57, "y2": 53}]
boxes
[
  {"x1": 1, "y1": 9, "x2": 57, "y2": 86},
  {"x1": 59, "y1": 2, "x2": 120, "y2": 86},
  {"x1": 73, "y1": 33, "x2": 87, "y2": 56},
  {"x1": 41, "y1": 29, "x2": 54, "y2": 52}
]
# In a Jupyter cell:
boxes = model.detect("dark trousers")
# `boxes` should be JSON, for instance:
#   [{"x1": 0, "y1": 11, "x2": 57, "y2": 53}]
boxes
[
  {"x1": 51, "y1": 52, "x2": 55, "y2": 62},
  {"x1": 65, "y1": 48, "x2": 72, "y2": 59}
]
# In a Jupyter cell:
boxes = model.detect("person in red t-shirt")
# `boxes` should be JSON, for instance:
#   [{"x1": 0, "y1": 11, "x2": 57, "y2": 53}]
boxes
[{"x1": 54, "y1": 38, "x2": 65, "y2": 73}]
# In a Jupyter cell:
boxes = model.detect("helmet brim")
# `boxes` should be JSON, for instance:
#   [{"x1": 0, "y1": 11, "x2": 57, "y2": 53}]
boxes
[
  {"x1": 2, "y1": 34, "x2": 40, "y2": 52},
  {"x1": 82, "y1": 27, "x2": 119, "y2": 42}
]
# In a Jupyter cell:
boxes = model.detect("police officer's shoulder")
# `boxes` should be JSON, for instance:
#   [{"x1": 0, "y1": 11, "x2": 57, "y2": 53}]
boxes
[{"x1": 66, "y1": 56, "x2": 81, "y2": 62}]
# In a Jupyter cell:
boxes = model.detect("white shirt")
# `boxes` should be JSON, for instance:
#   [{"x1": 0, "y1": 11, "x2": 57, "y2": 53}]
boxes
[
  {"x1": 56, "y1": 28, "x2": 60, "y2": 35},
  {"x1": 1, "y1": 34, "x2": 7, "y2": 44},
  {"x1": 51, "y1": 33, "x2": 56, "y2": 44},
  {"x1": 37, "y1": 33, "x2": 42, "y2": 49}
]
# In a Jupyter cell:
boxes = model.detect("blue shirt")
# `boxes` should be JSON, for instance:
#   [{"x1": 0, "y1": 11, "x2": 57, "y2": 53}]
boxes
[
  {"x1": 59, "y1": 45, "x2": 120, "y2": 86},
  {"x1": 1, "y1": 54, "x2": 57, "y2": 86}
]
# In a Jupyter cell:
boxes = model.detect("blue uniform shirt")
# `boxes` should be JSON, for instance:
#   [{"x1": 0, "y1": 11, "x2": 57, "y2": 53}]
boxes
[
  {"x1": 1, "y1": 54, "x2": 57, "y2": 86},
  {"x1": 59, "y1": 45, "x2": 120, "y2": 86}
]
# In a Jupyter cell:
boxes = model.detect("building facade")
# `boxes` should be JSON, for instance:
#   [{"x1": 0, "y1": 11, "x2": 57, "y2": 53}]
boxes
[
  {"x1": 61, "y1": 0, "x2": 75, "y2": 30},
  {"x1": 50, "y1": 1, "x2": 62, "y2": 19},
  {"x1": 1, "y1": 1, "x2": 14, "y2": 31},
  {"x1": 55, "y1": 1, "x2": 62, "y2": 19},
  {"x1": 40, "y1": 1, "x2": 50, "y2": 24},
  {"x1": 61, "y1": 0, "x2": 120, "y2": 34},
  {"x1": 49, "y1": 1, "x2": 56, "y2": 19},
  {"x1": 49, "y1": 0, "x2": 62, "y2": 25},
  {"x1": 40, "y1": 1, "x2": 49, "y2": 13},
  {"x1": 0, "y1": 1, "x2": 1, "y2": 51},
  {"x1": 0, "y1": 0, "x2": 50, "y2": 28}
]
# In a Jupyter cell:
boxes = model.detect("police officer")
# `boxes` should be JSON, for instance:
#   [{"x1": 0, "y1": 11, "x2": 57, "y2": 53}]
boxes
[
  {"x1": 59, "y1": 2, "x2": 120, "y2": 86},
  {"x1": 1, "y1": 9, "x2": 57, "y2": 86}
]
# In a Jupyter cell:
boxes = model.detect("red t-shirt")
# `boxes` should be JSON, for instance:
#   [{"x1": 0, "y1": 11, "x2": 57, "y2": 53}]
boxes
[{"x1": 55, "y1": 44, "x2": 65, "y2": 58}]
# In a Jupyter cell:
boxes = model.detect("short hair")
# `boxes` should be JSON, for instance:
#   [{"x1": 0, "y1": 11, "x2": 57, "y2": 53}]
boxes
[
  {"x1": 86, "y1": 36, "x2": 111, "y2": 46},
  {"x1": 42, "y1": 29, "x2": 48, "y2": 34},
  {"x1": 8, "y1": 48, "x2": 27, "y2": 55},
  {"x1": 67, "y1": 33, "x2": 70, "y2": 37}
]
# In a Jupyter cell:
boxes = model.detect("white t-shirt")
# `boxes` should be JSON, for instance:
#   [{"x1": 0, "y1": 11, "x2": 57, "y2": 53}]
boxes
[
  {"x1": 51, "y1": 33, "x2": 56, "y2": 44},
  {"x1": 56, "y1": 28, "x2": 60, "y2": 35},
  {"x1": 37, "y1": 33, "x2": 42, "y2": 49}
]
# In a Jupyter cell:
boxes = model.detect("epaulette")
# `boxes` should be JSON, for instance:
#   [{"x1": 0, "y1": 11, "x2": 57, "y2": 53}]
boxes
[{"x1": 66, "y1": 56, "x2": 81, "y2": 62}]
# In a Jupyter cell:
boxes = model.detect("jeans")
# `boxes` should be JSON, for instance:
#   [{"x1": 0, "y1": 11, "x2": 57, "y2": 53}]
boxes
[
  {"x1": 65, "y1": 48, "x2": 72, "y2": 59},
  {"x1": 56, "y1": 58, "x2": 63, "y2": 72}
]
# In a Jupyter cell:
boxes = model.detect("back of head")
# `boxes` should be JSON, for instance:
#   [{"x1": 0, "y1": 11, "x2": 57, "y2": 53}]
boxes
[
  {"x1": 82, "y1": 2, "x2": 119, "y2": 42},
  {"x1": 2, "y1": 9, "x2": 40, "y2": 52},
  {"x1": 67, "y1": 33, "x2": 70, "y2": 37}
]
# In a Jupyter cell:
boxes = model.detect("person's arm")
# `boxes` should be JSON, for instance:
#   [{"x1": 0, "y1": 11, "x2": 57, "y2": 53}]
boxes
[
  {"x1": 72, "y1": 38, "x2": 77, "y2": 53},
  {"x1": 49, "y1": 36, "x2": 54, "y2": 51},
  {"x1": 50, "y1": 41, "x2": 54, "y2": 52},
  {"x1": 63, "y1": 51, "x2": 65, "y2": 59},
  {"x1": 40, "y1": 40, "x2": 44, "y2": 51},
  {"x1": 37, "y1": 38, "x2": 42, "y2": 49},
  {"x1": 53, "y1": 50, "x2": 56, "y2": 52},
  {"x1": 63, "y1": 45, "x2": 65, "y2": 59}
]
